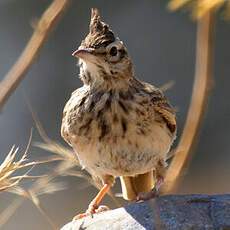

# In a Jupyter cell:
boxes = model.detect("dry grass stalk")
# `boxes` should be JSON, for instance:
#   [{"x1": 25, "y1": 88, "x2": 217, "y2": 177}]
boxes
[
  {"x1": 0, "y1": 143, "x2": 65, "y2": 228},
  {"x1": 162, "y1": 10, "x2": 215, "y2": 194},
  {"x1": 160, "y1": 80, "x2": 175, "y2": 92},
  {"x1": 168, "y1": 0, "x2": 227, "y2": 19},
  {"x1": 1, "y1": 175, "x2": 67, "y2": 229},
  {"x1": 0, "y1": 131, "x2": 68, "y2": 228},
  {"x1": 0, "y1": 198, "x2": 24, "y2": 227},
  {"x1": 0, "y1": 129, "x2": 61, "y2": 193},
  {"x1": 0, "y1": 0, "x2": 71, "y2": 110},
  {"x1": 0, "y1": 131, "x2": 37, "y2": 192}
]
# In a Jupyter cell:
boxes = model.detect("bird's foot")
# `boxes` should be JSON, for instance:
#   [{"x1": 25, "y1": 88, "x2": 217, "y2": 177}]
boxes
[
  {"x1": 72, "y1": 203, "x2": 97, "y2": 220},
  {"x1": 136, "y1": 187, "x2": 159, "y2": 201},
  {"x1": 73, "y1": 205, "x2": 110, "y2": 220},
  {"x1": 73, "y1": 183, "x2": 111, "y2": 220},
  {"x1": 136, "y1": 176, "x2": 163, "y2": 201}
]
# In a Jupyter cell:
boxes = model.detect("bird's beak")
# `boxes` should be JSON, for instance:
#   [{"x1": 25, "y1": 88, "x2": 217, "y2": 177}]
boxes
[{"x1": 72, "y1": 48, "x2": 95, "y2": 60}]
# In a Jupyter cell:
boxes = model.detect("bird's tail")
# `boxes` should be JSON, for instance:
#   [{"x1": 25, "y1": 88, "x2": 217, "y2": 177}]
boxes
[{"x1": 120, "y1": 171, "x2": 155, "y2": 200}]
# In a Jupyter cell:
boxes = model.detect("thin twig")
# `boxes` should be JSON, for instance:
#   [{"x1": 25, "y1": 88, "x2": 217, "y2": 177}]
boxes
[
  {"x1": 24, "y1": 190, "x2": 58, "y2": 230},
  {"x1": 0, "y1": 174, "x2": 67, "y2": 229},
  {"x1": 168, "y1": 0, "x2": 225, "y2": 19},
  {"x1": 0, "y1": 197, "x2": 24, "y2": 227},
  {"x1": 162, "y1": 10, "x2": 215, "y2": 193},
  {"x1": 0, "y1": 0, "x2": 71, "y2": 110}
]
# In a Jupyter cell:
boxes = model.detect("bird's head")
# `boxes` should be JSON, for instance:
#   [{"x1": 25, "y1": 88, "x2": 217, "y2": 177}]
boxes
[{"x1": 73, "y1": 8, "x2": 134, "y2": 88}]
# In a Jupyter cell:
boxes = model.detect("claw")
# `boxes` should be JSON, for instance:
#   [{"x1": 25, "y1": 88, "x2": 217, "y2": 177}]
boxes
[
  {"x1": 72, "y1": 183, "x2": 111, "y2": 220},
  {"x1": 136, "y1": 176, "x2": 164, "y2": 201},
  {"x1": 72, "y1": 205, "x2": 110, "y2": 220},
  {"x1": 95, "y1": 205, "x2": 110, "y2": 213},
  {"x1": 73, "y1": 213, "x2": 88, "y2": 220},
  {"x1": 136, "y1": 187, "x2": 159, "y2": 201}
]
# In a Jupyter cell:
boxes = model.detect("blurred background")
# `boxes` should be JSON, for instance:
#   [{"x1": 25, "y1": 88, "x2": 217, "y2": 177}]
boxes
[{"x1": 0, "y1": 0, "x2": 230, "y2": 229}]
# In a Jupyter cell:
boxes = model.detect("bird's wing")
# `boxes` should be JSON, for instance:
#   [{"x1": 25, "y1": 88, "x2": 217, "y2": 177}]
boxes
[
  {"x1": 141, "y1": 80, "x2": 177, "y2": 134},
  {"x1": 61, "y1": 87, "x2": 88, "y2": 146},
  {"x1": 119, "y1": 79, "x2": 177, "y2": 200}
]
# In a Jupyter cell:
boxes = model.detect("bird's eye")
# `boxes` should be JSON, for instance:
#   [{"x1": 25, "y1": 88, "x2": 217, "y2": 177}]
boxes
[
  {"x1": 106, "y1": 42, "x2": 123, "y2": 62},
  {"x1": 109, "y1": 46, "x2": 118, "y2": 56}
]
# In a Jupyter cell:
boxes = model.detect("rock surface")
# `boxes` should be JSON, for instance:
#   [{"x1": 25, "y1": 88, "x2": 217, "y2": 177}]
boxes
[{"x1": 61, "y1": 194, "x2": 230, "y2": 230}]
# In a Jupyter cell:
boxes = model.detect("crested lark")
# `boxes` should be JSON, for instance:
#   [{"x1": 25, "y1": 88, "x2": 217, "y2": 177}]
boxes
[{"x1": 61, "y1": 8, "x2": 176, "y2": 218}]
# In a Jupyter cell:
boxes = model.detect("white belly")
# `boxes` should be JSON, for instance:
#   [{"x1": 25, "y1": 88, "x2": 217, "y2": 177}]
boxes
[
  {"x1": 62, "y1": 84, "x2": 176, "y2": 178},
  {"x1": 72, "y1": 121, "x2": 173, "y2": 177}
]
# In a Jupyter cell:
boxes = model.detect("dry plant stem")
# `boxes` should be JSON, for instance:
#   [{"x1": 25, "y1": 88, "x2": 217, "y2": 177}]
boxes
[
  {"x1": 162, "y1": 10, "x2": 215, "y2": 193},
  {"x1": 25, "y1": 191, "x2": 58, "y2": 230},
  {"x1": 0, "y1": 0, "x2": 71, "y2": 110},
  {"x1": 0, "y1": 198, "x2": 24, "y2": 227}
]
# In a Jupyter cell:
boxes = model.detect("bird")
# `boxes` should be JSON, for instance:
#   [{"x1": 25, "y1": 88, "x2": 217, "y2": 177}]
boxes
[{"x1": 61, "y1": 8, "x2": 176, "y2": 219}]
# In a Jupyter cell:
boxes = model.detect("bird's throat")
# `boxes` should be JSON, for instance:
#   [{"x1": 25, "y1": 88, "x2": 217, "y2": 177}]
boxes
[{"x1": 79, "y1": 63, "x2": 132, "y2": 90}]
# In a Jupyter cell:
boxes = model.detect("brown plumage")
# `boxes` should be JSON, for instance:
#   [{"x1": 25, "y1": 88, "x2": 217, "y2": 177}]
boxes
[{"x1": 61, "y1": 8, "x2": 176, "y2": 217}]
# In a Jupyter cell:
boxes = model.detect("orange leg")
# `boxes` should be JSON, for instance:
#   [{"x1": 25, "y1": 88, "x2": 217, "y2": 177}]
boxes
[{"x1": 74, "y1": 183, "x2": 111, "y2": 220}]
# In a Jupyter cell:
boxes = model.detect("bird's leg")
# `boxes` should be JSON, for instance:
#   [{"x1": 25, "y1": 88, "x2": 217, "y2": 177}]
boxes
[
  {"x1": 136, "y1": 159, "x2": 166, "y2": 201},
  {"x1": 73, "y1": 176, "x2": 114, "y2": 220},
  {"x1": 136, "y1": 176, "x2": 164, "y2": 201},
  {"x1": 86, "y1": 183, "x2": 111, "y2": 214}
]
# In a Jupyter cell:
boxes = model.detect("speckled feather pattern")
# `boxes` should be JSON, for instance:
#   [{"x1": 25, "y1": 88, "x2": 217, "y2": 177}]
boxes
[
  {"x1": 61, "y1": 8, "x2": 176, "y2": 186},
  {"x1": 61, "y1": 78, "x2": 176, "y2": 178}
]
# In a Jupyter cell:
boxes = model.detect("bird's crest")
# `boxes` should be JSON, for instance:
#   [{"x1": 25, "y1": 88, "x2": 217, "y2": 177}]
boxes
[{"x1": 81, "y1": 8, "x2": 116, "y2": 49}]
